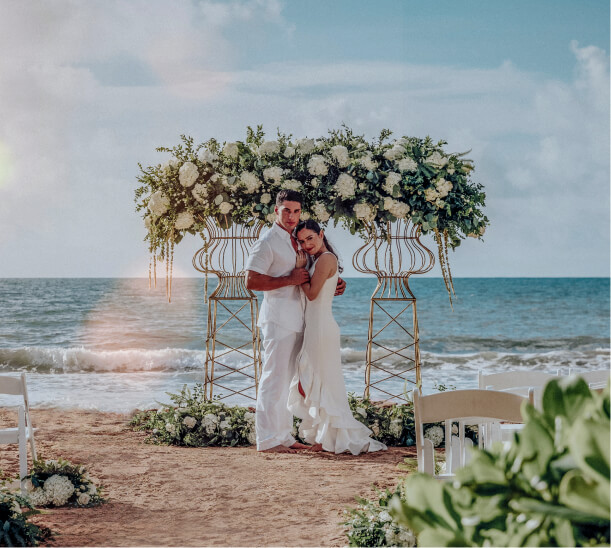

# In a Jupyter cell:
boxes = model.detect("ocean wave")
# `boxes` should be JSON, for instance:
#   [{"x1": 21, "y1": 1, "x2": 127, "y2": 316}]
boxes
[{"x1": 0, "y1": 345, "x2": 608, "y2": 375}]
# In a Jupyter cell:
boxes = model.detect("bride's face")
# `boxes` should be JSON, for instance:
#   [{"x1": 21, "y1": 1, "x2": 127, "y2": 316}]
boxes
[{"x1": 296, "y1": 228, "x2": 325, "y2": 255}]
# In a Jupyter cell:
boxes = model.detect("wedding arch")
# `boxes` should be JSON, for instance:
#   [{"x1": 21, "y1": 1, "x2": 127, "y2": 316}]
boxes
[{"x1": 135, "y1": 126, "x2": 488, "y2": 402}]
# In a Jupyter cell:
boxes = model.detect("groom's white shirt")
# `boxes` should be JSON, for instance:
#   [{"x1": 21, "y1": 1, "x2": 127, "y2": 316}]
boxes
[{"x1": 245, "y1": 222, "x2": 304, "y2": 332}]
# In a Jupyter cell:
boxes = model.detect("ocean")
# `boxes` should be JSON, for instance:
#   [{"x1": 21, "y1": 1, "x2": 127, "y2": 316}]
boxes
[{"x1": 0, "y1": 278, "x2": 609, "y2": 412}]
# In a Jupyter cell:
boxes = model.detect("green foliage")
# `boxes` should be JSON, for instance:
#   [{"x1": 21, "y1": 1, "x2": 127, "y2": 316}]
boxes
[
  {"x1": 25, "y1": 458, "x2": 105, "y2": 508},
  {"x1": 343, "y1": 485, "x2": 416, "y2": 547},
  {"x1": 390, "y1": 378, "x2": 611, "y2": 547},
  {"x1": 0, "y1": 477, "x2": 51, "y2": 546}
]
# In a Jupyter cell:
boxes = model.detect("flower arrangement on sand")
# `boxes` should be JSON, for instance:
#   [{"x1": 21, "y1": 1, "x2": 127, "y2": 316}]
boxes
[
  {"x1": 24, "y1": 458, "x2": 105, "y2": 508},
  {"x1": 0, "y1": 479, "x2": 51, "y2": 546},
  {"x1": 135, "y1": 126, "x2": 488, "y2": 295}
]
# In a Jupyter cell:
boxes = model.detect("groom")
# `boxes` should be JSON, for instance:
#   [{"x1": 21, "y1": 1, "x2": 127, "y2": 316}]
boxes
[{"x1": 245, "y1": 189, "x2": 346, "y2": 453}]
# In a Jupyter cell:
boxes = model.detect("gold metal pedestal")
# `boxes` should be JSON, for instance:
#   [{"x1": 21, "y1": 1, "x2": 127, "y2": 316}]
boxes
[
  {"x1": 352, "y1": 220, "x2": 435, "y2": 402},
  {"x1": 193, "y1": 219, "x2": 263, "y2": 402}
]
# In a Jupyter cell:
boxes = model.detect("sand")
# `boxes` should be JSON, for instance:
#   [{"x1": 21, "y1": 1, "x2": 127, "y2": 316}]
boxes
[{"x1": 0, "y1": 409, "x2": 415, "y2": 547}]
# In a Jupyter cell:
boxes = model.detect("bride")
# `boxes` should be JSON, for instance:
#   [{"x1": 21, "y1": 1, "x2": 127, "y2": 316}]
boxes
[{"x1": 287, "y1": 219, "x2": 387, "y2": 455}]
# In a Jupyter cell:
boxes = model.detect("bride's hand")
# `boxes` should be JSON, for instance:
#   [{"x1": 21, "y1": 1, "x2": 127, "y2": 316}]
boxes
[{"x1": 295, "y1": 250, "x2": 308, "y2": 269}]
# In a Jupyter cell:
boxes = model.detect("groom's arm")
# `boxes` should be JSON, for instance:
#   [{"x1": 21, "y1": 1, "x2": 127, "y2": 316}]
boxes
[
  {"x1": 245, "y1": 269, "x2": 309, "y2": 291},
  {"x1": 335, "y1": 277, "x2": 346, "y2": 296}
]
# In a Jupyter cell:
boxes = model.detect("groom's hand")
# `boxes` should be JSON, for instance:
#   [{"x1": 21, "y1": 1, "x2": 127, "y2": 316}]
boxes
[
  {"x1": 288, "y1": 267, "x2": 310, "y2": 285},
  {"x1": 335, "y1": 277, "x2": 346, "y2": 296}
]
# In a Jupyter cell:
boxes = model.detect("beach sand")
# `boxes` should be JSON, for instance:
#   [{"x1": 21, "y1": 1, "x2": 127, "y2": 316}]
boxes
[{"x1": 0, "y1": 409, "x2": 415, "y2": 547}]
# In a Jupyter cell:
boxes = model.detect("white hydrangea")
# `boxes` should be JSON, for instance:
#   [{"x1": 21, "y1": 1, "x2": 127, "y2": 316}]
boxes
[
  {"x1": 144, "y1": 215, "x2": 152, "y2": 230},
  {"x1": 219, "y1": 201, "x2": 234, "y2": 215},
  {"x1": 247, "y1": 428, "x2": 256, "y2": 445},
  {"x1": 244, "y1": 412, "x2": 255, "y2": 423},
  {"x1": 258, "y1": 140, "x2": 280, "y2": 156},
  {"x1": 300, "y1": 212, "x2": 311, "y2": 220},
  {"x1": 219, "y1": 420, "x2": 231, "y2": 430},
  {"x1": 165, "y1": 422, "x2": 176, "y2": 435},
  {"x1": 383, "y1": 146, "x2": 404, "y2": 161},
  {"x1": 197, "y1": 148, "x2": 218, "y2": 164},
  {"x1": 266, "y1": 212, "x2": 277, "y2": 223},
  {"x1": 28, "y1": 487, "x2": 49, "y2": 507},
  {"x1": 384, "y1": 197, "x2": 410, "y2": 219},
  {"x1": 296, "y1": 138, "x2": 316, "y2": 154},
  {"x1": 398, "y1": 157, "x2": 418, "y2": 172},
  {"x1": 353, "y1": 202, "x2": 376, "y2": 222},
  {"x1": 312, "y1": 202, "x2": 330, "y2": 222},
  {"x1": 148, "y1": 191, "x2": 170, "y2": 217},
  {"x1": 284, "y1": 146, "x2": 296, "y2": 158},
  {"x1": 435, "y1": 198, "x2": 445, "y2": 209},
  {"x1": 174, "y1": 211, "x2": 195, "y2": 230},
  {"x1": 222, "y1": 142, "x2": 239, "y2": 159},
  {"x1": 282, "y1": 179, "x2": 302, "y2": 191},
  {"x1": 161, "y1": 157, "x2": 179, "y2": 174},
  {"x1": 203, "y1": 414, "x2": 218, "y2": 435},
  {"x1": 379, "y1": 510, "x2": 392, "y2": 523},
  {"x1": 310, "y1": 178, "x2": 319, "y2": 188},
  {"x1": 435, "y1": 178, "x2": 453, "y2": 198},
  {"x1": 240, "y1": 172, "x2": 261, "y2": 194},
  {"x1": 335, "y1": 173, "x2": 356, "y2": 199},
  {"x1": 179, "y1": 161, "x2": 199, "y2": 188},
  {"x1": 360, "y1": 154, "x2": 378, "y2": 172},
  {"x1": 424, "y1": 425, "x2": 444, "y2": 447},
  {"x1": 308, "y1": 155, "x2": 328, "y2": 176},
  {"x1": 183, "y1": 416, "x2": 197, "y2": 429},
  {"x1": 383, "y1": 172, "x2": 402, "y2": 195},
  {"x1": 330, "y1": 145, "x2": 350, "y2": 168},
  {"x1": 424, "y1": 187, "x2": 440, "y2": 202},
  {"x1": 428, "y1": 151, "x2": 448, "y2": 167},
  {"x1": 260, "y1": 193, "x2": 272, "y2": 204},
  {"x1": 192, "y1": 183, "x2": 208, "y2": 204},
  {"x1": 389, "y1": 418, "x2": 403, "y2": 437},
  {"x1": 77, "y1": 493, "x2": 91, "y2": 506},
  {"x1": 44, "y1": 475, "x2": 75, "y2": 506},
  {"x1": 263, "y1": 166, "x2": 284, "y2": 184}
]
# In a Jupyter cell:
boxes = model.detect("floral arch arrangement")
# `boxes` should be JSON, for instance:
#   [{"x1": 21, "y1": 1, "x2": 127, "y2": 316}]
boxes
[{"x1": 135, "y1": 126, "x2": 488, "y2": 296}]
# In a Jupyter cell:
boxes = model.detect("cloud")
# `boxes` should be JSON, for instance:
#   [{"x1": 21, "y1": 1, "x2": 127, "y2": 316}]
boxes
[{"x1": 0, "y1": 1, "x2": 607, "y2": 277}]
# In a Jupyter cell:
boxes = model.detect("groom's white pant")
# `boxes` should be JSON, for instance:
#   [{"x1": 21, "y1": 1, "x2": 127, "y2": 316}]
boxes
[{"x1": 256, "y1": 323, "x2": 303, "y2": 451}]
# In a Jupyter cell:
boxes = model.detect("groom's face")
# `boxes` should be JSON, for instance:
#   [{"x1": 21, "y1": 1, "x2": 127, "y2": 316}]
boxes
[{"x1": 275, "y1": 200, "x2": 302, "y2": 232}]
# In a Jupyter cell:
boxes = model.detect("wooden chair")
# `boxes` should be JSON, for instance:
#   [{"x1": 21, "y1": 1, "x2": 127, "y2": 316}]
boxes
[
  {"x1": 478, "y1": 369, "x2": 560, "y2": 409},
  {"x1": 567, "y1": 368, "x2": 609, "y2": 389},
  {"x1": 414, "y1": 389, "x2": 533, "y2": 480},
  {"x1": 0, "y1": 373, "x2": 37, "y2": 492}
]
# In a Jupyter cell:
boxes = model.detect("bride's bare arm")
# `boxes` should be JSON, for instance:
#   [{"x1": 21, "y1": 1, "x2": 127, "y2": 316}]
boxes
[{"x1": 300, "y1": 254, "x2": 337, "y2": 301}]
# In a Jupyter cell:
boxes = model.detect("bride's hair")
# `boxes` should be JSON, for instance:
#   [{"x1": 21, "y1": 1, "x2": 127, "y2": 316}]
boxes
[{"x1": 293, "y1": 219, "x2": 343, "y2": 273}]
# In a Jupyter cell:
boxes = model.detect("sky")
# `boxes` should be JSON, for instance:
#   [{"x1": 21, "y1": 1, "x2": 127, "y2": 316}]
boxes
[{"x1": 0, "y1": 0, "x2": 609, "y2": 278}]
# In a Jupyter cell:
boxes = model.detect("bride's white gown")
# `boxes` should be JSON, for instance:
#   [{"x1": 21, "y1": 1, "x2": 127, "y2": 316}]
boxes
[{"x1": 288, "y1": 253, "x2": 387, "y2": 455}]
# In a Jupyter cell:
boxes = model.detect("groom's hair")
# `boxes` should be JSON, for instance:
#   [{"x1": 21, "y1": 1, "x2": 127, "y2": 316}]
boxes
[{"x1": 276, "y1": 189, "x2": 303, "y2": 206}]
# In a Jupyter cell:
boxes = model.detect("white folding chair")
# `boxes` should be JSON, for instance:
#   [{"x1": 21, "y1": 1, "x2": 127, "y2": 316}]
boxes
[
  {"x1": 478, "y1": 369, "x2": 560, "y2": 409},
  {"x1": 0, "y1": 373, "x2": 37, "y2": 492},
  {"x1": 414, "y1": 389, "x2": 533, "y2": 480},
  {"x1": 567, "y1": 368, "x2": 610, "y2": 389}
]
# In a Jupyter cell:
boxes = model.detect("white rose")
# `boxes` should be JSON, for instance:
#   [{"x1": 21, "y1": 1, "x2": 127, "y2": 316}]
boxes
[
  {"x1": 197, "y1": 149, "x2": 218, "y2": 164},
  {"x1": 284, "y1": 146, "x2": 296, "y2": 158},
  {"x1": 77, "y1": 493, "x2": 91, "y2": 506},
  {"x1": 222, "y1": 142, "x2": 239, "y2": 159},
  {"x1": 258, "y1": 140, "x2": 280, "y2": 156},
  {"x1": 183, "y1": 416, "x2": 197, "y2": 429},
  {"x1": 296, "y1": 138, "x2": 316, "y2": 154},
  {"x1": 148, "y1": 191, "x2": 170, "y2": 217},
  {"x1": 260, "y1": 193, "x2": 272, "y2": 204},
  {"x1": 335, "y1": 173, "x2": 356, "y2": 199},
  {"x1": 174, "y1": 211, "x2": 195, "y2": 230},
  {"x1": 398, "y1": 157, "x2": 418, "y2": 172},
  {"x1": 179, "y1": 161, "x2": 199, "y2": 188},
  {"x1": 307, "y1": 155, "x2": 328, "y2": 176},
  {"x1": 192, "y1": 183, "x2": 208, "y2": 204},
  {"x1": 219, "y1": 202, "x2": 233, "y2": 215},
  {"x1": 330, "y1": 145, "x2": 350, "y2": 168}
]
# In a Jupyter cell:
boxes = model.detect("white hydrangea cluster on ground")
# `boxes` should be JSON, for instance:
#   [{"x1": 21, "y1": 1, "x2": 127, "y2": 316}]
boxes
[{"x1": 424, "y1": 424, "x2": 444, "y2": 447}]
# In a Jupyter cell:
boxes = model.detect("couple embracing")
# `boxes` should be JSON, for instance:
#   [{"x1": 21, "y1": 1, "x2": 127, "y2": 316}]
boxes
[{"x1": 245, "y1": 189, "x2": 387, "y2": 455}]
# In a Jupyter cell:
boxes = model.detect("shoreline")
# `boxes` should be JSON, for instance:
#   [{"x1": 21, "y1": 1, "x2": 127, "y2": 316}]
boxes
[{"x1": 0, "y1": 408, "x2": 415, "y2": 547}]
